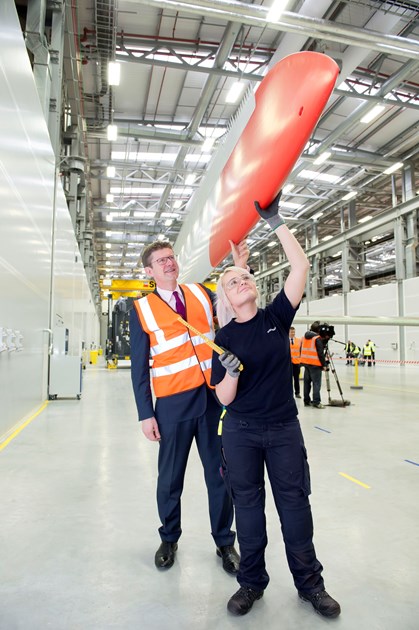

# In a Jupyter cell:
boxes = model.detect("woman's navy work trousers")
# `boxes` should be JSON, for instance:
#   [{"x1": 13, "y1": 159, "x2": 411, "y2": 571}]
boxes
[{"x1": 222, "y1": 416, "x2": 324, "y2": 594}]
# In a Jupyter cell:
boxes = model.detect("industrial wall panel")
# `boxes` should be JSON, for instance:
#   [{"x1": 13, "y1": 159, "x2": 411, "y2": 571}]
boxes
[
  {"x1": 347, "y1": 284, "x2": 399, "y2": 363},
  {"x1": 0, "y1": 0, "x2": 98, "y2": 440},
  {"x1": 403, "y1": 277, "x2": 419, "y2": 365}
]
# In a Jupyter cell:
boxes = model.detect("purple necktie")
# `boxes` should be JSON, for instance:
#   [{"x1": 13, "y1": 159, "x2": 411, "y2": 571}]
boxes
[{"x1": 173, "y1": 290, "x2": 186, "y2": 319}]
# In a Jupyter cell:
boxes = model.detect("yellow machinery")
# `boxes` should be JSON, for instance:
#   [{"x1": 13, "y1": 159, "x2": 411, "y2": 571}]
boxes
[
  {"x1": 102, "y1": 278, "x2": 216, "y2": 369},
  {"x1": 102, "y1": 279, "x2": 155, "y2": 368}
]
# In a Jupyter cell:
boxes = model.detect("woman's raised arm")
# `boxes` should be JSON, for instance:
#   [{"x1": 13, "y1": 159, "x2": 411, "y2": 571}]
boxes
[{"x1": 254, "y1": 191, "x2": 309, "y2": 308}]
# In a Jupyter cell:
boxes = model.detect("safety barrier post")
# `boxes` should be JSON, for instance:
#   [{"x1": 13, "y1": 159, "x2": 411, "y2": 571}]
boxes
[{"x1": 350, "y1": 358, "x2": 363, "y2": 390}]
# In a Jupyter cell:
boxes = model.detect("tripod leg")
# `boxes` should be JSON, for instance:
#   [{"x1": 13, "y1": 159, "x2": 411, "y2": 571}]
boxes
[
  {"x1": 327, "y1": 352, "x2": 346, "y2": 403},
  {"x1": 324, "y1": 368, "x2": 332, "y2": 404}
]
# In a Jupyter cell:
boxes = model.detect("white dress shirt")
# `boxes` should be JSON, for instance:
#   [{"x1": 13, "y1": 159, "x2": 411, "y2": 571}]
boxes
[{"x1": 156, "y1": 285, "x2": 185, "y2": 310}]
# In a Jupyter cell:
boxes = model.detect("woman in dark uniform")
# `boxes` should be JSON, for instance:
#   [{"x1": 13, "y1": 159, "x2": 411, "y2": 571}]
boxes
[{"x1": 211, "y1": 194, "x2": 341, "y2": 619}]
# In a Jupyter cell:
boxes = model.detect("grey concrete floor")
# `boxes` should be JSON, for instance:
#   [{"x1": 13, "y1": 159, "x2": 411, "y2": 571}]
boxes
[{"x1": 1, "y1": 360, "x2": 418, "y2": 629}]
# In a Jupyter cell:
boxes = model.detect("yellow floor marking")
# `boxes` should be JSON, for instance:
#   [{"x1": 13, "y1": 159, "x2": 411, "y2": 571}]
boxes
[
  {"x1": 0, "y1": 402, "x2": 48, "y2": 452},
  {"x1": 339, "y1": 472, "x2": 371, "y2": 489}
]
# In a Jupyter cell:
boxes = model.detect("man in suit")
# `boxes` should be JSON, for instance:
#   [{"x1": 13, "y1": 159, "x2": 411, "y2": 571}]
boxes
[
  {"x1": 130, "y1": 239, "x2": 248, "y2": 573},
  {"x1": 289, "y1": 326, "x2": 302, "y2": 398}
]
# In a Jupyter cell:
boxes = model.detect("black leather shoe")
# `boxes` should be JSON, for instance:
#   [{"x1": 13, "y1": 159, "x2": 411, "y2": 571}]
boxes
[
  {"x1": 154, "y1": 541, "x2": 178, "y2": 569},
  {"x1": 216, "y1": 545, "x2": 240, "y2": 575},
  {"x1": 227, "y1": 586, "x2": 264, "y2": 616},
  {"x1": 298, "y1": 590, "x2": 341, "y2": 618}
]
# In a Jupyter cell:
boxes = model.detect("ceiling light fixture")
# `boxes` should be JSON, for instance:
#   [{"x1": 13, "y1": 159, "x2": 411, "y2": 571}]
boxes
[
  {"x1": 133, "y1": 211, "x2": 156, "y2": 218},
  {"x1": 360, "y1": 105, "x2": 385, "y2": 124},
  {"x1": 226, "y1": 82, "x2": 245, "y2": 104},
  {"x1": 283, "y1": 184, "x2": 294, "y2": 194},
  {"x1": 107, "y1": 124, "x2": 118, "y2": 141},
  {"x1": 313, "y1": 151, "x2": 332, "y2": 166},
  {"x1": 266, "y1": 0, "x2": 289, "y2": 22},
  {"x1": 202, "y1": 137, "x2": 215, "y2": 152},
  {"x1": 359, "y1": 215, "x2": 373, "y2": 223},
  {"x1": 383, "y1": 162, "x2": 404, "y2": 175},
  {"x1": 298, "y1": 170, "x2": 341, "y2": 184},
  {"x1": 161, "y1": 212, "x2": 180, "y2": 219},
  {"x1": 112, "y1": 151, "x2": 177, "y2": 162},
  {"x1": 106, "y1": 193, "x2": 114, "y2": 203},
  {"x1": 106, "y1": 166, "x2": 116, "y2": 178},
  {"x1": 108, "y1": 62, "x2": 121, "y2": 86},
  {"x1": 185, "y1": 173, "x2": 196, "y2": 186},
  {"x1": 111, "y1": 186, "x2": 192, "y2": 196},
  {"x1": 281, "y1": 201, "x2": 302, "y2": 210},
  {"x1": 342, "y1": 191, "x2": 358, "y2": 201}
]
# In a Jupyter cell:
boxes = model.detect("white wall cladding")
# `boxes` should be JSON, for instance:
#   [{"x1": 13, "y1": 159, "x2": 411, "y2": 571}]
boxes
[
  {"x1": 403, "y1": 277, "x2": 419, "y2": 364},
  {"x1": 294, "y1": 278, "x2": 419, "y2": 365},
  {"x1": 347, "y1": 284, "x2": 399, "y2": 362},
  {"x1": 52, "y1": 206, "x2": 99, "y2": 357},
  {"x1": 0, "y1": 0, "x2": 99, "y2": 439}
]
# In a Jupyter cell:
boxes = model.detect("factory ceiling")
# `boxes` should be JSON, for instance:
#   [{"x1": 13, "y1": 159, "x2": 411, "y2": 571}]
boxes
[{"x1": 59, "y1": 0, "x2": 419, "y2": 297}]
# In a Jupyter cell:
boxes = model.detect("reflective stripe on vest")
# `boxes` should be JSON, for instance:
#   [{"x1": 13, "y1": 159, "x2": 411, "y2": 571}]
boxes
[
  {"x1": 133, "y1": 284, "x2": 214, "y2": 397},
  {"x1": 290, "y1": 337, "x2": 301, "y2": 364},
  {"x1": 300, "y1": 335, "x2": 322, "y2": 366}
]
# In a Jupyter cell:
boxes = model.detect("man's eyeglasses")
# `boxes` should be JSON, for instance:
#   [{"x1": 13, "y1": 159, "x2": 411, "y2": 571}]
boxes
[
  {"x1": 150, "y1": 254, "x2": 176, "y2": 267},
  {"x1": 225, "y1": 273, "x2": 254, "y2": 291}
]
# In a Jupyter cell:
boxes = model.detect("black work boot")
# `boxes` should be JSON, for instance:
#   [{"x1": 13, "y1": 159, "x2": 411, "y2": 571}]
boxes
[
  {"x1": 298, "y1": 589, "x2": 341, "y2": 618},
  {"x1": 227, "y1": 586, "x2": 264, "y2": 616},
  {"x1": 216, "y1": 545, "x2": 240, "y2": 575},
  {"x1": 154, "y1": 541, "x2": 178, "y2": 569}
]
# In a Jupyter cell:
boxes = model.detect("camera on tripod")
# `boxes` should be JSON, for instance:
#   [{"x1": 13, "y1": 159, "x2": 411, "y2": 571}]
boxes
[
  {"x1": 311, "y1": 322, "x2": 350, "y2": 407},
  {"x1": 317, "y1": 323, "x2": 335, "y2": 340}
]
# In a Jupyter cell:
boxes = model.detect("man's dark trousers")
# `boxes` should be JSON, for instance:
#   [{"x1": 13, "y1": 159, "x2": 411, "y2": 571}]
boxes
[
  {"x1": 292, "y1": 363, "x2": 300, "y2": 396},
  {"x1": 156, "y1": 392, "x2": 235, "y2": 547},
  {"x1": 303, "y1": 365, "x2": 323, "y2": 405}
]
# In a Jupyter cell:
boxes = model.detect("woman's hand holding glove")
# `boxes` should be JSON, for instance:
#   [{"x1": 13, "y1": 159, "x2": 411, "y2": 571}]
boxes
[
  {"x1": 219, "y1": 350, "x2": 241, "y2": 378},
  {"x1": 254, "y1": 190, "x2": 285, "y2": 231}
]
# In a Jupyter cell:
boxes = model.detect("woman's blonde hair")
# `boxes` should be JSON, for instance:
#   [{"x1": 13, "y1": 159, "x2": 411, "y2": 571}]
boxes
[{"x1": 216, "y1": 266, "x2": 258, "y2": 327}]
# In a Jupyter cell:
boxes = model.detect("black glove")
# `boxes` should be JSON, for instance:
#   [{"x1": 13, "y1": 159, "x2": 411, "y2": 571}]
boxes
[
  {"x1": 219, "y1": 350, "x2": 241, "y2": 378},
  {"x1": 254, "y1": 190, "x2": 285, "y2": 231}
]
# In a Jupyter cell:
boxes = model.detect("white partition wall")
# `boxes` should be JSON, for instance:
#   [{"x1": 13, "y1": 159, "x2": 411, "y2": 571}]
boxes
[
  {"x1": 296, "y1": 278, "x2": 419, "y2": 365},
  {"x1": 347, "y1": 284, "x2": 399, "y2": 362},
  {"x1": 403, "y1": 277, "x2": 419, "y2": 364},
  {"x1": 0, "y1": 0, "x2": 99, "y2": 438}
]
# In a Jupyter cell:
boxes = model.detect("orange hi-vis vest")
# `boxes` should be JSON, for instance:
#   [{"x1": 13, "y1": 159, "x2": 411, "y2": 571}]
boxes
[
  {"x1": 133, "y1": 284, "x2": 214, "y2": 398},
  {"x1": 290, "y1": 337, "x2": 302, "y2": 365},
  {"x1": 300, "y1": 335, "x2": 322, "y2": 367}
]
